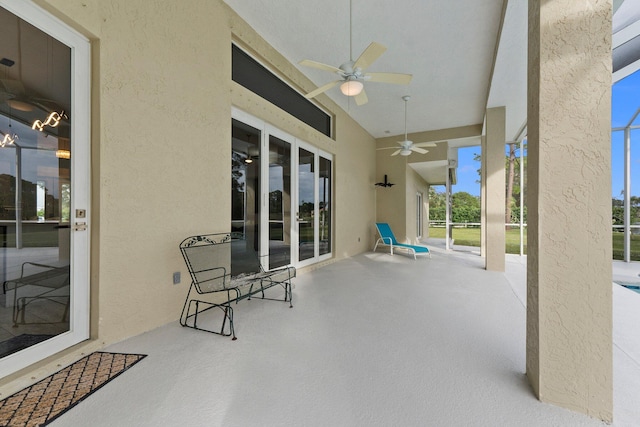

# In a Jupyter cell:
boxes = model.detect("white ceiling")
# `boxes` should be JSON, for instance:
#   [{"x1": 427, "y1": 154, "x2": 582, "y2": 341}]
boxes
[
  {"x1": 613, "y1": 0, "x2": 640, "y2": 81},
  {"x1": 223, "y1": 0, "x2": 511, "y2": 141},
  {"x1": 1, "y1": 1, "x2": 639, "y2": 151}
]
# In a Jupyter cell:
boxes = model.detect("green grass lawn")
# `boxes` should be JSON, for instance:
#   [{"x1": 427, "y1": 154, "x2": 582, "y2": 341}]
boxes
[
  {"x1": 612, "y1": 232, "x2": 640, "y2": 261},
  {"x1": 429, "y1": 227, "x2": 640, "y2": 260},
  {"x1": 429, "y1": 227, "x2": 526, "y2": 254}
]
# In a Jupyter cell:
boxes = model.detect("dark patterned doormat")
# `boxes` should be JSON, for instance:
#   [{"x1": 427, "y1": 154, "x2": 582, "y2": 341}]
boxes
[{"x1": 0, "y1": 351, "x2": 146, "y2": 426}]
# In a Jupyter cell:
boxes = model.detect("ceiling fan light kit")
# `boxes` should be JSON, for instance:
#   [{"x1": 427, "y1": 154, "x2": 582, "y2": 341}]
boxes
[{"x1": 340, "y1": 79, "x2": 363, "y2": 96}]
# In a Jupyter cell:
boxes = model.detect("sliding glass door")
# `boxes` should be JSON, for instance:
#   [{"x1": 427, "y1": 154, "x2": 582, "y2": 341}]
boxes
[
  {"x1": 319, "y1": 156, "x2": 332, "y2": 257},
  {"x1": 231, "y1": 109, "x2": 332, "y2": 270},
  {"x1": 297, "y1": 145, "x2": 315, "y2": 263},
  {"x1": 295, "y1": 142, "x2": 332, "y2": 267},
  {"x1": 267, "y1": 130, "x2": 292, "y2": 269}
]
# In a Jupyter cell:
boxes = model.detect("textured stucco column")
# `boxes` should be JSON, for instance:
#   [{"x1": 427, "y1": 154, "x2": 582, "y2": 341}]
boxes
[
  {"x1": 485, "y1": 107, "x2": 506, "y2": 271},
  {"x1": 527, "y1": 0, "x2": 612, "y2": 421}
]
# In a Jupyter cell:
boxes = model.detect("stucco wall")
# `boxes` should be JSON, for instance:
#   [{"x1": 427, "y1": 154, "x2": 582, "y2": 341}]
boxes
[
  {"x1": 36, "y1": 0, "x2": 376, "y2": 347},
  {"x1": 375, "y1": 152, "x2": 407, "y2": 240}
]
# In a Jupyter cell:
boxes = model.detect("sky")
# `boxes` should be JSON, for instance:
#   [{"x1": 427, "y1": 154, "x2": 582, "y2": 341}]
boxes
[{"x1": 447, "y1": 70, "x2": 640, "y2": 198}]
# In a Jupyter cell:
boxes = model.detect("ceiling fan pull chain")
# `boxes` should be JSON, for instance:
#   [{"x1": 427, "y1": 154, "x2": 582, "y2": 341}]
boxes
[{"x1": 349, "y1": 0, "x2": 353, "y2": 61}]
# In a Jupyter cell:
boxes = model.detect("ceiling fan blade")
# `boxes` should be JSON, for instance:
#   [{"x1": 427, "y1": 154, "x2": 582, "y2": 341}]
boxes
[
  {"x1": 377, "y1": 147, "x2": 400, "y2": 150},
  {"x1": 411, "y1": 147, "x2": 429, "y2": 154},
  {"x1": 365, "y1": 72, "x2": 412, "y2": 85},
  {"x1": 354, "y1": 88, "x2": 368, "y2": 106},
  {"x1": 299, "y1": 59, "x2": 342, "y2": 74},
  {"x1": 413, "y1": 141, "x2": 438, "y2": 148},
  {"x1": 353, "y1": 42, "x2": 386, "y2": 71},
  {"x1": 390, "y1": 149, "x2": 402, "y2": 156},
  {"x1": 304, "y1": 80, "x2": 341, "y2": 99}
]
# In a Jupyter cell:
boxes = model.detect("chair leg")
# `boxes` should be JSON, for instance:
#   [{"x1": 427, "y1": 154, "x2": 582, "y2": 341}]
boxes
[
  {"x1": 227, "y1": 306, "x2": 236, "y2": 340},
  {"x1": 287, "y1": 282, "x2": 293, "y2": 308},
  {"x1": 221, "y1": 305, "x2": 229, "y2": 334}
]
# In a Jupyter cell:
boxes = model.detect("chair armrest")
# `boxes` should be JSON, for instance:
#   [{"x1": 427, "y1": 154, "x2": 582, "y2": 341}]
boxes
[{"x1": 20, "y1": 262, "x2": 59, "y2": 278}]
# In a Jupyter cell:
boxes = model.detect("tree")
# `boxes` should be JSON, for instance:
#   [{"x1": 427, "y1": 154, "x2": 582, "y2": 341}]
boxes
[
  {"x1": 428, "y1": 187, "x2": 446, "y2": 210},
  {"x1": 451, "y1": 191, "x2": 480, "y2": 209},
  {"x1": 474, "y1": 142, "x2": 528, "y2": 225},
  {"x1": 612, "y1": 196, "x2": 640, "y2": 227},
  {"x1": 451, "y1": 192, "x2": 480, "y2": 223}
]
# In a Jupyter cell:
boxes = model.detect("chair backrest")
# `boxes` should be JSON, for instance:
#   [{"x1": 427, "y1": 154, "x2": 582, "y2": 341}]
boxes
[
  {"x1": 375, "y1": 223, "x2": 398, "y2": 245},
  {"x1": 229, "y1": 233, "x2": 263, "y2": 276},
  {"x1": 180, "y1": 234, "x2": 232, "y2": 293}
]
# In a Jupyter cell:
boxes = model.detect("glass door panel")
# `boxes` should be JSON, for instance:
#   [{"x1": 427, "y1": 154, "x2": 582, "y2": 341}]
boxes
[
  {"x1": 0, "y1": 133, "x2": 72, "y2": 358},
  {"x1": 231, "y1": 119, "x2": 261, "y2": 275},
  {"x1": 268, "y1": 135, "x2": 291, "y2": 269},
  {"x1": 319, "y1": 156, "x2": 331, "y2": 257},
  {"x1": 297, "y1": 147, "x2": 315, "y2": 262}
]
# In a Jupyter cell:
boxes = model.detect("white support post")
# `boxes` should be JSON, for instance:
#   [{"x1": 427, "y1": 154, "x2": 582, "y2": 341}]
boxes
[
  {"x1": 445, "y1": 165, "x2": 451, "y2": 251},
  {"x1": 624, "y1": 127, "x2": 631, "y2": 262}
]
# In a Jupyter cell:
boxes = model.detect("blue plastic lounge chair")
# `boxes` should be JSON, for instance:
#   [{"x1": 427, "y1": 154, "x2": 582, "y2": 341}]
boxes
[{"x1": 373, "y1": 222, "x2": 431, "y2": 260}]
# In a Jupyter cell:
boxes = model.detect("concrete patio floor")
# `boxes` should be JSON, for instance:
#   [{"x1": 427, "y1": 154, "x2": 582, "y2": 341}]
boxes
[{"x1": 48, "y1": 243, "x2": 640, "y2": 426}]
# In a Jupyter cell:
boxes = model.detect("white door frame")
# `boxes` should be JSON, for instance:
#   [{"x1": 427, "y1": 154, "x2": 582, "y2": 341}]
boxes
[
  {"x1": 294, "y1": 141, "x2": 333, "y2": 267},
  {"x1": 0, "y1": 0, "x2": 91, "y2": 377}
]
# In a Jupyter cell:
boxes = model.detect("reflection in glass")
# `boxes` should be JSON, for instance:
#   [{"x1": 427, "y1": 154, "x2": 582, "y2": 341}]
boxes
[
  {"x1": 298, "y1": 148, "x2": 315, "y2": 261},
  {"x1": 269, "y1": 136, "x2": 291, "y2": 269},
  {"x1": 231, "y1": 119, "x2": 261, "y2": 275},
  {"x1": 416, "y1": 192, "x2": 423, "y2": 238},
  {"x1": 0, "y1": 9, "x2": 72, "y2": 358},
  {"x1": 319, "y1": 156, "x2": 331, "y2": 256}
]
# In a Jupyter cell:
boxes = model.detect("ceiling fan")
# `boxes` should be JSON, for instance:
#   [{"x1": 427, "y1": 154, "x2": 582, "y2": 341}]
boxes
[
  {"x1": 299, "y1": 0, "x2": 412, "y2": 106},
  {"x1": 378, "y1": 95, "x2": 440, "y2": 157}
]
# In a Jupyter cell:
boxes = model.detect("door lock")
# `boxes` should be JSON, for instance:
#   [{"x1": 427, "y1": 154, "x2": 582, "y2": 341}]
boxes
[{"x1": 73, "y1": 221, "x2": 87, "y2": 231}]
